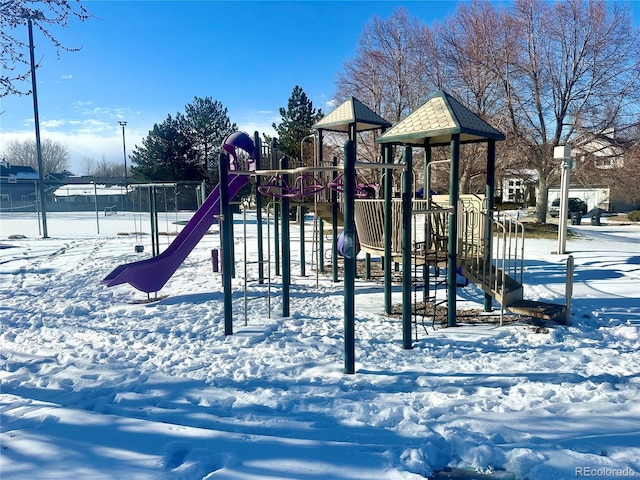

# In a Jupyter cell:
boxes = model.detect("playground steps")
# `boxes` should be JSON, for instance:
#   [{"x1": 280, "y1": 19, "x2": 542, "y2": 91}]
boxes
[
  {"x1": 460, "y1": 257, "x2": 568, "y2": 323},
  {"x1": 460, "y1": 259, "x2": 524, "y2": 307},
  {"x1": 506, "y1": 300, "x2": 567, "y2": 323}
]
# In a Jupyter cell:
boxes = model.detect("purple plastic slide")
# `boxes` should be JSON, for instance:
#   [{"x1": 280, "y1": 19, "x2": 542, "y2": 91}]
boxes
[{"x1": 102, "y1": 173, "x2": 248, "y2": 293}]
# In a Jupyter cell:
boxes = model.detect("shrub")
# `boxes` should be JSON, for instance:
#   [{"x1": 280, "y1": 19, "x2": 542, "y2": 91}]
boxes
[{"x1": 627, "y1": 211, "x2": 640, "y2": 222}]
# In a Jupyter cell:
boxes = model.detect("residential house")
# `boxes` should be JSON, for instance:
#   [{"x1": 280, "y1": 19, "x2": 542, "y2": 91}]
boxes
[{"x1": 0, "y1": 161, "x2": 40, "y2": 210}]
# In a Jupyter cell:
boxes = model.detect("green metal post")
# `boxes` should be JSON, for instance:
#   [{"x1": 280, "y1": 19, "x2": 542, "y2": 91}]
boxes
[
  {"x1": 220, "y1": 153, "x2": 233, "y2": 335},
  {"x1": 447, "y1": 134, "x2": 460, "y2": 328},
  {"x1": 281, "y1": 156, "x2": 291, "y2": 318},
  {"x1": 484, "y1": 140, "x2": 496, "y2": 312},
  {"x1": 274, "y1": 201, "x2": 280, "y2": 276},
  {"x1": 319, "y1": 217, "x2": 325, "y2": 273},
  {"x1": 343, "y1": 139, "x2": 356, "y2": 374},
  {"x1": 154, "y1": 186, "x2": 160, "y2": 256},
  {"x1": 272, "y1": 140, "x2": 281, "y2": 277},
  {"x1": 300, "y1": 206, "x2": 306, "y2": 276},
  {"x1": 149, "y1": 186, "x2": 159, "y2": 257},
  {"x1": 148, "y1": 187, "x2": 154, "y2": 256},
  {"x1": 365, "y1": 253, "x2": 371, "y2": 279},
  {"x1": 332, "y1": 156, "x2": 339, "y2": 283},
  {"x1": 383, "y1": 144, "x2": 393, "y2": 314},
  {"x1": 254, "y1": 132, "x2": 265, "y2": 284},
  {"x1": 316, "y1": 129, "x2": 325, "y2": 274},
  {"x1": 423, "y1": 142, "x2": 431, "y2": 301},
  {"x1": 401, "y1": 147, "x2": 413, "y2": 349}
]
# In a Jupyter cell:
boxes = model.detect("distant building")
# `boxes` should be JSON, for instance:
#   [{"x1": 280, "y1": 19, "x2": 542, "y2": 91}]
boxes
[
  {"x1": 500, "y1": 169, "x2": 538, "y2": 206},
  {"x1": 53, "y1": 183, "x2": 125, "y2": 204},
  {"x1": 573, "y1": 129, "x2": 625, "y2": 170},
  {"x1": 0, "y1": 160, "x2": 40, "y2": 207},
  {"x1": 547, "y1": 184, "x2": 610, "y2": 212}
]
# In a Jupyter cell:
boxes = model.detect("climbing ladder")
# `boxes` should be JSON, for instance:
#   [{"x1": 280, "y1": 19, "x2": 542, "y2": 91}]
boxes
[{"x1": 410, "y1": 205, "x2": 449, "y2": 332}]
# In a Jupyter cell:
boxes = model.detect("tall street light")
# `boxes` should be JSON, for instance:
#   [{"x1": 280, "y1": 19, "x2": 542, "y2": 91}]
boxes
[
  {"x1": 119, "y1": 121, "x2": 128, "y2": 185},
  {"x1": 119, "y1": 121, "x2": 128, "y2": 211},
  {"x1": 24, "y1": 10, "x2": 48, "y2": 238}
]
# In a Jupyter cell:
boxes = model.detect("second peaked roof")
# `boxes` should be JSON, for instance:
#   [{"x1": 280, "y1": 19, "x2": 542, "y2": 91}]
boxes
[
  {"x1": 312, "y1": 97, "x2": 391, "y2": 133},
  {"x1": 377, "y1": 90, "x2": 505, "y2": 146}
]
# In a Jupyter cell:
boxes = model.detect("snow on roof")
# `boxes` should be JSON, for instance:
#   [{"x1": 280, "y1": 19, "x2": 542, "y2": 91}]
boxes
[
  {"x1": 53, "y1": 184, "x2": 127, "y2": 197},
  {"x1": 0, "y1": 163, "x2": 39, "y2": 179}
]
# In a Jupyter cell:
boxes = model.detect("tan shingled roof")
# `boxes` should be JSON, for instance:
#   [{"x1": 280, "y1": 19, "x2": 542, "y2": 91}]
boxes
[
  {"x1": 313, "y1": 97, "x2": 391, "y2": 133},
  {"x1": 377, "y1": 90, "x2": 505, "y2": 145}
]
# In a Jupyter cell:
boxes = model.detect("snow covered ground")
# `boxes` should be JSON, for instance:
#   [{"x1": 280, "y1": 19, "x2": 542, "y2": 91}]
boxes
[{"x1": 1, "y1": 210, "x2": 639, "y2": 480}]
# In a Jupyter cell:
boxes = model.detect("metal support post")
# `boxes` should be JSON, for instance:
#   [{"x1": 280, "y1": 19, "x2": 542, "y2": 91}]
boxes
[
  {"x1": 343, "y1": 140, "x2": 356, "y2": 374},
  {"x1": 484, "y1": 140, "x2": 496, "y2": 312},
  {"x1": 565, "y1": 255, "x2": 574, "y2": 325},
  {"x1": 332, "y1": 156, "x2": 339, "y2": 283},
  {"x1": 383, "y1": 144, "x2": 393, "y2": 314},
  {"x1": 447, "y1": 134, "x2": 460, "y2": 328},
  {"x1": 281, "y1": 156, "x2": 290, "y2": 318},
  {"x1": 401, "y1": 146, "x2": 413, "y2": 349},
  {"x1": 319, "y1": 217, "x2": 325, "y2": 273},
  {"x1": 299, "y1": 206, "x2": 306, "y2": 276},
  {"x1": 220, "y1": 153, "x2": 233, "y2": 336},
  {"x1": 254, "y1": 132, "x2": 265, "y2": 284}
]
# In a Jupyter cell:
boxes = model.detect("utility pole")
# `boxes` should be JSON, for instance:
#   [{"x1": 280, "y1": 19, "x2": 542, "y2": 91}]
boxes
[
  {"x1": 24, "y1": 11, "x2": 48, "y2": 238},
  {"x1": 119, "y1": 121, "x2": 128, "y2": 211}
]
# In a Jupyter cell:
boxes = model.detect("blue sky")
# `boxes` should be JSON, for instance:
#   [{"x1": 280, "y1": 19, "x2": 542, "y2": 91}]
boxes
[{"x1": 1, "y1": 1, "x2": 639, "y2": 175}]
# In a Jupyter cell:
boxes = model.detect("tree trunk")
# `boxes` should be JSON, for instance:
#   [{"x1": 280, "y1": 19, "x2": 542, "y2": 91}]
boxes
[{"x1": 536, "y1": 173, "x2": 549, "y2": 223}]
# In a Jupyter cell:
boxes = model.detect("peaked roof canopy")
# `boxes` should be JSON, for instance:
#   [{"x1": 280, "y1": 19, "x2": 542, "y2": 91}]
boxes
[
  {"x1": 312, "y1": 97, "x2": 391, "y2": 133},
  {"x1": 377, "y1": 90, "x2": 505, "y2": 146}
]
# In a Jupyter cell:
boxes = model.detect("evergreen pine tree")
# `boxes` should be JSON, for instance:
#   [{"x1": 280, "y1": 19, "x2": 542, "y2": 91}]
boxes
[
  {"x1": 130, "y1": 97, "x2": 237, "y2": 193},
  {"x1": 272, "y1": 86, "x2": 323, "y2": 160}
]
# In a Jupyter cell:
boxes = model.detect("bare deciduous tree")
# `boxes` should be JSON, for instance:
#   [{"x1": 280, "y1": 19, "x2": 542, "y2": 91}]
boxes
[
  {"x1": 336, "y1": 7, "x2": 436, "y2": 125},
  {"x1": 335, "y1": 7, "x2": 438, "y2": 191},
  {"x1": 435, "y1": 1, "x2": 507, "y2": 195},
  {"x1": 1, "y1": 0, "x2": 91, "y2": 97},
  {"x1": 2, "y1": 138, "x2": 70, "y2": 174},
  {"x1": 81, "y1": 155, "x2": 124, "y2": 177},
  {"x1": 336, "y1": 0, "x2": 640, "y2": 220},
  {"x1": 489, "y1": 0, "x2": 640, "y2": 220}
]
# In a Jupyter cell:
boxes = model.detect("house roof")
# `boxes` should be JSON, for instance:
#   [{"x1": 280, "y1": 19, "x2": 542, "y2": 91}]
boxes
[
  {"x1": 53, "y1": 184, "x2": 127, "y2": 197},
  {"x1": 312, "y1": 97, "x2": 391, "y2": 133},
  {"x1": 0, "y1": 162, "x2": 39, "y2": 179},
  {"x1": 377, "y1": 90, "x2": 505, "y2": 146},
  {"x1": 572, "y1": 131, "x2": 625, "y2": 158}
]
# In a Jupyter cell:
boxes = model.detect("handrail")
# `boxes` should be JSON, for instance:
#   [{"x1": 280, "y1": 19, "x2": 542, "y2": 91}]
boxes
[{"x1": 458, "y1": 208, "x2": 525, "y2": 305}]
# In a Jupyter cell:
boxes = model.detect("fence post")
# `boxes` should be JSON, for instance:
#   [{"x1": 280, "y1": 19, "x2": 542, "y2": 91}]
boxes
[{"x1": 565, "y1": 255, "x2": 574, "y2": 325}]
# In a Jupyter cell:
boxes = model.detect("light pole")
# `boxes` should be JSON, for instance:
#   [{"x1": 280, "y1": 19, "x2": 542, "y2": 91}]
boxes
[
  {"x1": 554, "y1": 145, "x2": 572, "y2": 254},
  {"x1": 119, "y1": 121, "x2": 128, "y2": 185},
  {"x1": 24, "y1": 11, "x2": 48, "y2": 238},
  {"x1": 119, "y1": 121, "x2": 128, "y2": 211}
]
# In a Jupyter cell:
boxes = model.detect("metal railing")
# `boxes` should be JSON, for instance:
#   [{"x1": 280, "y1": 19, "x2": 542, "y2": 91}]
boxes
[
  {"x1": 352, "y1": 199, "x2": 451, "y2": 257},
  {"x1": 458, "y1": 208, "x2": 525, "y2": 304}
]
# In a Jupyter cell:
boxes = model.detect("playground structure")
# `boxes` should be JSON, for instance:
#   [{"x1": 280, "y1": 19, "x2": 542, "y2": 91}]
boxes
[{"x1": 102, "y1": 90, "x2": 572, "y2": 374}]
